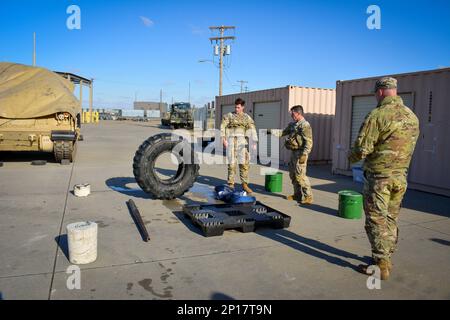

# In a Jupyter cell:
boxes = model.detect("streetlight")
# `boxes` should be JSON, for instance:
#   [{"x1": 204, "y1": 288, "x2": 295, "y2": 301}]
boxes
[{"x1": 198, "y1": 59, "x2": 222, "y2": 96}]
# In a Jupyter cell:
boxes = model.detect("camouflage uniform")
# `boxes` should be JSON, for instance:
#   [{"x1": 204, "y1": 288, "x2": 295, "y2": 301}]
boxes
[
  {"x1": 282, "y1": 119, "x2": 313, "y2": 201},
  {"x1": 349, "y1": 77, "x2": 420, "y2": 262},
  {"x1": 220, "y1": 112, "x2": 258, "y2": 185}
]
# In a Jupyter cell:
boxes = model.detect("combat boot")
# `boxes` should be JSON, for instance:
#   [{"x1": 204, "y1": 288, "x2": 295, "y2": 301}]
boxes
[
  {"x1": 377, "y1": 259, "x2": 390, "y2": 280},
  {"x1": 228, "y1": 183, "x2": 235, "y2": 190},
  {"x1": 242, "y1": 183, "x2": 253, "y2": 194},
  {"x1": 358, "y1": 258, "x2": 391, "y2": 280},
  {"x1": 300, "y1": 196, "x2": 314, "y2": 205},
  {"x1": 286, "y1": 194, "x2": 300, "y2": 201}
]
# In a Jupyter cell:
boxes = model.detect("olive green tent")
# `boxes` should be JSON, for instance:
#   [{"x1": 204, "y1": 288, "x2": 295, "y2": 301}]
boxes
[{"x1": 0, "y1": 62, "x2": 80, "y2": 119}]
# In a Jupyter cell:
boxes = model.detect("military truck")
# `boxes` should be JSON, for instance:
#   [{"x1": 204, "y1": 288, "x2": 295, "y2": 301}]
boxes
[
  {"x1": 161, "y1": 102, "x2": 194, "y2": 129},
  {"x1": 0, "y1": 62, "x2": 81, "y2": 163}
]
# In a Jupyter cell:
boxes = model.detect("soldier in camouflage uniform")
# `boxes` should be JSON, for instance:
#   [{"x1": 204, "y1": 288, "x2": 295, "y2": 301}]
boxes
[
  {"x1": 220, "y1": 98, "x2": 258, "y2": 193},
  {"x1": 348, "y1": 77, "x2": 420, "y2": 280},
  {"x1": 281, "y1": 105, "x2": 313, "y2": 204}
]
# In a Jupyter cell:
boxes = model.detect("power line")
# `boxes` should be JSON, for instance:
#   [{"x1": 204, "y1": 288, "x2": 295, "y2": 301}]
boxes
[
  {"x1": 237, "y1": 80, "x2": 248, "y2": 93},
  {"x1": 208, "y1": 25, "x2": 236, "y2": 96}
]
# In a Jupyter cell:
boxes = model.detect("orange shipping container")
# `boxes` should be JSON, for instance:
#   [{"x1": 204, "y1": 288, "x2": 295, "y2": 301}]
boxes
[{"x1": 215, "y1": 85, "x2": 336, "y2": 165}]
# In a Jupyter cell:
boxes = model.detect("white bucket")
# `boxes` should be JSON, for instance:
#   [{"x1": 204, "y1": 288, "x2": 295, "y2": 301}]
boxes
[
  {"x1": 74, "y1": 184, "x2": 91, "y2": 197},
  {"x1": 67, "y1": 221, "x2": 98, "y2": 264}
]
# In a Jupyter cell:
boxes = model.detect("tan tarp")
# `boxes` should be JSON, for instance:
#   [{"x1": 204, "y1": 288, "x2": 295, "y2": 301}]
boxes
[{"x1": 0, "y1": 62, "x2": 80, "y2": 119}]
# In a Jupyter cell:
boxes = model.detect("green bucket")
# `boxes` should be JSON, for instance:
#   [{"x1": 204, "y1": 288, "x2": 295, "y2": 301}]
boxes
[
  {"x1": 338, "y1": 190, "x2": 363, "y2": 219},
  {"x1": 265, "y1": 172, "x2": 283, "y2": 192}
]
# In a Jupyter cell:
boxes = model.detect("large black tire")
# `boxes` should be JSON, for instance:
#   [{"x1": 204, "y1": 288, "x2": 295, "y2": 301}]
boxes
[{"x1": 133, "y1": 133, "x2": 199, "y2": 199}]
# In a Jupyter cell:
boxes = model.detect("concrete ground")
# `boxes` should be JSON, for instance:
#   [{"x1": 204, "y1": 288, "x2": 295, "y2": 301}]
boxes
[{"x1": 0, "y1": 121, "x2": 449, "y2": 300}]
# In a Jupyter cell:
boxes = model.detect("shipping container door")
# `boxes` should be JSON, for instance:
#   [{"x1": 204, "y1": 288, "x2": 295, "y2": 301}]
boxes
[
  {"x1": 221, "y1": 105, "x2": 235, "y2": 119},
  {"x1": 254, "y1": 101, "x2": 281, "y2": 159},
  {"x1": 351, "y1": 93, "x2": 414, "y2": 145}
]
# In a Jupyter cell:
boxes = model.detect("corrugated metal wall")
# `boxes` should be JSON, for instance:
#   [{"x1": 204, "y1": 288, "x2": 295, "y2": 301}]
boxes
[
  {"x1": 215, "y1": 85, "x2": 336, "y2": 164},
  {"x1": 215, "y1": 87, "x2": 289, "y2": 129},
  {"x1": 333, "y1": 68, "x2": 450, "y2": 196}
]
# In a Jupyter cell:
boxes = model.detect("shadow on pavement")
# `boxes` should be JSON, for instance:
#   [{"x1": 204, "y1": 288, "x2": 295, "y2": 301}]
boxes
[
  {"x1": 303, "y1": 203, "x2": 339, "y2": 217},
  {"x1": 105, "y1": 177, "x2": 154, "y2": 199},
  {"x1": 256, "y1": 228, "x2": 370, "y2": 271},
  {"x1": 171, "y1": 210, "x2": 205, "y2": 237},
  {"x1": 430, "y1": 238, "x2": 450, "y2": 246},
  {"x1": 0, "y1": 151, "x2": 55, "y2": 163},
  {"x1": 55, "y1": 234, "x2": 70, "y2": 261},
  {"x1": 211, "y1": 292, "x2": 235, "y2": 300}
]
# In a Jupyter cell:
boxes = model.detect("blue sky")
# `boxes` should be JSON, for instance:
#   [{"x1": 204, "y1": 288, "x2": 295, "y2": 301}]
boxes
[{"x1": 1, "y1": 0, "x2": 449, "y2": 109}]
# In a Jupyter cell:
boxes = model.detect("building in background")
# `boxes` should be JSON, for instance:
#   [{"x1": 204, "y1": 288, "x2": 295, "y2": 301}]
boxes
[
  {"x1": 134, "y1": 101, "x2": 168, "y2": 115},
  {"x1": 216, "y1": 86, "x2": 336, "y2": 165},
  {"x1": 333, "y1": 67, "x2": 450, "y2": 196}
]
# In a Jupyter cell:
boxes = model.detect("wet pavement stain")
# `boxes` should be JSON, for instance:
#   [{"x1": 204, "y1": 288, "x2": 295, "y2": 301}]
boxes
[
  {"x1": 187, "y1": 183, "x2": 221, "y2": 204},
  {"x1": 138, "y1": 279, "x2": 173, "y2": 299},
  {"x1": 161, "y1": 274, "x2": 170, "y2": 283},
  {"x1": 127, "y1": 283, "x2": 134, "y2": 291},
  {"x1": 162, "y1": 199, "x2": 183, "y2": 211}
]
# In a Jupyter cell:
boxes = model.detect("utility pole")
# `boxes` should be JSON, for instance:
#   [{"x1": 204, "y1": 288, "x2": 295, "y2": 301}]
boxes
[
  {"x1": 237, "y1": 80, "x2": 248, "y2": 93},
  {"x1": 33, "y1": 32, "x2": 36, "y2": 66},
  {"x1": 188, "y1": 82, "x2": 191, "y2": 104},
  {"x1": 209, "y1": 25, "x2": 235, "y2": 96},
  {"x1": 160, "y1": 89, "x2": 163, "y2": 112}
]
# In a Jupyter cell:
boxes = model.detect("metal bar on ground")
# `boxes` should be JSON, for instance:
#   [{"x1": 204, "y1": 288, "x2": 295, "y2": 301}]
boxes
[{"x1": 126, "y1": 199, "x2": 150, "y2": 242}]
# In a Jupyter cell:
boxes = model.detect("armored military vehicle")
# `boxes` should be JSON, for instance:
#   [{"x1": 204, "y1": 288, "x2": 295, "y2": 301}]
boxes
[
  {"x1": 161, "y1": 102, "x2": 194, "y2": 129},
  {"x1": 0, "y1": 62, "x2": 81, "y2": 163}
]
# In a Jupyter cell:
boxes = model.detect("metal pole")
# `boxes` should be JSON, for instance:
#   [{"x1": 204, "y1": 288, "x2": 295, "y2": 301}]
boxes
[
  {"x1": 89, "y1": 80, "x2": 93, "y2": 116},
  {"x1": 79, "y1": 81, "x2": 83, "y2": 110},
  {"x1": 219, "y1": 27, "x2": 224, "y2": 96},
  {"x1": 126, "y1": 199, "x2": 150, "y2": 242}
]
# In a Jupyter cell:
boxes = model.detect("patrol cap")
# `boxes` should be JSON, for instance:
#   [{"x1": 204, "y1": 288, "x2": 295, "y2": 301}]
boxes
[{"x1": 374, "y1": 77, "x2": 397, "y2": 92}]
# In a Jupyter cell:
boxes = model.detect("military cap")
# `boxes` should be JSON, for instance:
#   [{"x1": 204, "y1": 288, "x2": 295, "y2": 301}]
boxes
[{"x1": 374, "y1": 77, "x2": 397, "y2": 92}]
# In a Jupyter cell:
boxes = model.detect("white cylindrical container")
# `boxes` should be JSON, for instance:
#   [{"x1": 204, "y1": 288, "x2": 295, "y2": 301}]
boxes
[
  {"x1": 74, "y1": 184, "x2": 91, "y2": 197},
  {"x1": 67, "y1": 221, "x2": 98, "y2": 264}
]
